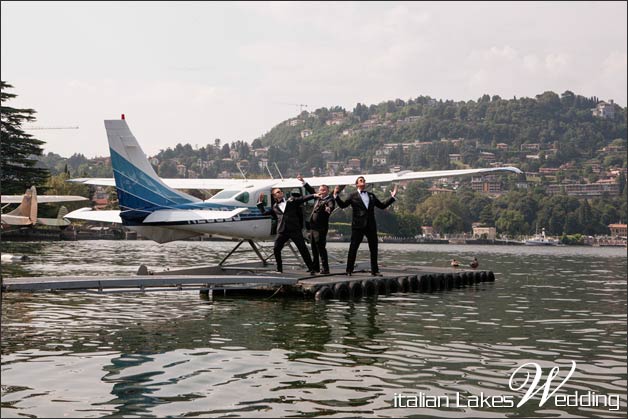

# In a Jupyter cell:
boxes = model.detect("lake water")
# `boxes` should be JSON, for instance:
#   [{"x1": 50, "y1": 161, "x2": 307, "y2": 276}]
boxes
[{"x1": 1, "y1": 241, "x2": 626, "y2": 418}]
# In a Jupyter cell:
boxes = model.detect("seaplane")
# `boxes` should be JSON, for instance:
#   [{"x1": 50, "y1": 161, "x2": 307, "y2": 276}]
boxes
[
  {"x1": 1, "y1": 186, "x2": 88, "y2": 228},
  {"x1": 65, "y1": 115, "x2": 523, "y2": 265}
]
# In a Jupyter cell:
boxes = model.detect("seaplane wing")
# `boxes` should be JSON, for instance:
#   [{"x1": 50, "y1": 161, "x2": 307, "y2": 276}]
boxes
[
  {"x1": 1, "y1": 214, "x2": 33, "y2": 226},
  {"x1": 64, "y1": 207, "x2": 123, "y2": 223},
  {"x1": 266, "y1": 167, "x2": 523, "y2": 189},
  {"x1": 38, "y1": 195, "x2": 89, "y2": 203},
  {"x1": 70, "y1": 167, "x2": 523, "y2": 191},
  {"x1": 69, "y1": 177, "x2": 275, "y2": 189},
  {"x1": 1, "y1": 194, "x2": 88, "y2": 204}
]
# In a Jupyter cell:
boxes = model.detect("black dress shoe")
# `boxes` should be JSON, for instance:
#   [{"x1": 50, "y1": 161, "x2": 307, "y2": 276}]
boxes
[
  {"x1": 308, "y1": 270, "x2": 317, "y2": 275},
  {"x1": 345, "y1": 271, "x2": 352, "y2": 276},
  {"x1": 320, "y1": 270, "x2": 330, "y2": 275},
  {"x1": 371, "y1": 272, "x2": 383, "y2": 277}
]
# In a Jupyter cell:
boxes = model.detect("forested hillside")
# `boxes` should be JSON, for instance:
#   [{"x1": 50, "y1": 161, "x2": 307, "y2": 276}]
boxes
[
  {"x1": 37, "y1": 90, "x2": 627, "y2": 239},
  {"x1": 259, "y1": 91, "x2": 626, "y2": 175}
]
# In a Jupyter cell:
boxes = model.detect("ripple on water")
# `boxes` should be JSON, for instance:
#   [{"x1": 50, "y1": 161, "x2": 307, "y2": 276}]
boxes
[{"x1": 1, "y1": 242, "x2": 626, "y2": 418}]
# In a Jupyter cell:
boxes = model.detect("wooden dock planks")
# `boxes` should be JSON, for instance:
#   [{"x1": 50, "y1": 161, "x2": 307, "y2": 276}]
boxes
[{"x1": 1, "y1": 262, "x2": 495, "y2": 300}]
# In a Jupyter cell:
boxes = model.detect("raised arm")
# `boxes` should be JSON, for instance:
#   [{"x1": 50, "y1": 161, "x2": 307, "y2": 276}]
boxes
[
  {"x1": 297, "y1": 174, "x2": 316, "y2": 194},
  {"x1": 333, "y1": 185, "x2": 350, "y2": 208},
  {"x1": 291, "y1": 193, "x2": 318, "y2": 205},
  {"x1": 373, "y1": 185, "x2": 398, "y2": 209},
  {"x1": 256, "y1": 192, "x2": 274, "y2": 216},
  {"x1": 372, "y1": 194, "x2": 395, "y2": 209}
]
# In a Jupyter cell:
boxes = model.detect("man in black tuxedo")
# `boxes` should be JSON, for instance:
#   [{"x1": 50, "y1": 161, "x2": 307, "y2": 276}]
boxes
[
  {"x1": 257, "y1": 187, "x2": 318, "y2": 274},
  {"x1": 303, "y1": 180, "x2": 335, "y2": 274},
  {"x1": 334, "y1": 176, "x2": 398, "y2": 276}
]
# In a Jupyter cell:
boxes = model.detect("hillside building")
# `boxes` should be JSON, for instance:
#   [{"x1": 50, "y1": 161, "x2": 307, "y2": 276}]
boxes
[
  {"x1": 609, "y1": 224, "x2": 627, "y2": 238},
  {"x1": 592, "y1": 100, "x2": 615, "y2": 119},
  {"x1": 546, "y1": 180, "x2": 620, "y2": 197}
]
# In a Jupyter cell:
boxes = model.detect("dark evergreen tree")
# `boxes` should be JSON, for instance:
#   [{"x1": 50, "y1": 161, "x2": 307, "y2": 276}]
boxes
[{"x1": 1, "y1": 81, "x2": 49, "y2": 194}]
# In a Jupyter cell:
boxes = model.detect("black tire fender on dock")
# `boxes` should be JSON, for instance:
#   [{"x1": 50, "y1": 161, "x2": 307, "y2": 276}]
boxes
[
  {"x1": 424, "y1": 274, "x2": 436, "y2": 292},
  {"x1": 387, "y1": 277, "x2": 399, "y2": 293},
  {"x1": 418, "y1": 275, "x2": 428, "y2": 292},
  {"x1": 375, "y1": 278, "x2": 388, "y2": 294},
  {"x1": 348, "y1": 281, "x2": 363, "y2": 299},
  {"x1": 333, "y1": 282, "x2": 350, "y2": 299},
  {"x1": 487, "y1": 271, "x2": 495, "y2": 281},
  {"x1": 409, "y1": 275, "x2": 419, "y2": 292},
  {"x1": 396, "y1": 276, "x2": 409, "y2": 292},
  {"x1": 361, "y1": 279, "x2": 376, "y2": 296},
  {"x1": 315, "y1": 286, "x2": 333, "y2": 300},
  {"x1": 461, "y1": 272, "x2": 471, "y2": 286},
  {"x1": 434, "y1": 274, "x2": 443, "y2": 291},
  {"x1": 474, "y1": 271, "x2": 482, "y2": 283},
  {"x1": 445, "y1": 273, "x2": 454, "y2": 290},
  {"x1": 436, "y1": 273, "x2": 446, "y2": 291}
]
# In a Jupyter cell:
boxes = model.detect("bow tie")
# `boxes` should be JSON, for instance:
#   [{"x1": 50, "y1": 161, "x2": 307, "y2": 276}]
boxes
[{"x1": 360, "y1": 191, "x2": 367, "y2": 194}]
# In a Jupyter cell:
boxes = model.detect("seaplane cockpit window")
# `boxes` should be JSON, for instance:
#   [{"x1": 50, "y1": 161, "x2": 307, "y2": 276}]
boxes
[
  {"x1": 209, "y1": 190, "x2": 240, "y2": 200},
  {"x1": 235, "y1": 192, "x2": 249, "y2": 204}
]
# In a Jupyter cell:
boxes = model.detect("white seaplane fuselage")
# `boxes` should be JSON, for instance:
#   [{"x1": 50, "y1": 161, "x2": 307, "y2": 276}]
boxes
[{"x1": 125, "y1": 184, "x2": 289, "y2": 242}]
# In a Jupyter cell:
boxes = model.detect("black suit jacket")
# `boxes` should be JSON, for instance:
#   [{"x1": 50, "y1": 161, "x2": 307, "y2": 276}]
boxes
[
  {"x1": 335, "y1": 190, "x2": 395, "y2": 230},
  {"x1": 257, "y1": 194, "x2": 316, "y2": 235},
  {"x1": 303, "y1": 183, "x2": 335, "y2": 231}
]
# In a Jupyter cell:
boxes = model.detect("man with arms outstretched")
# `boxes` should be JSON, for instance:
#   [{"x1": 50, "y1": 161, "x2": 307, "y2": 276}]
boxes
[{"x1": 334, "y1": 176, "x2": 397, "y2": 276}]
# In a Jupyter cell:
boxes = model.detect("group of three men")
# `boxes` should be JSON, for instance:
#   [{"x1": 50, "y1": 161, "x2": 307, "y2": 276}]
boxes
[{"x1": 257, "y1": 175, "x2": 398, "y2": 276}]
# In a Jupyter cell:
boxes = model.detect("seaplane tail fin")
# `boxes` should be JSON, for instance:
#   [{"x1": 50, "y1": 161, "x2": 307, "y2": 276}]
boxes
[
  {"x1": 38, "y1": 206, "x2": 71, "y2": 227},
  {"x1": 105, "y1": 117, "x2": 201, "y2": 223},
  {"x1": 4, "y1": 186, "x2": 37, "y2": 225},
  {"x1": 57, "y1": 205, "x2": 69, "y2": 219}
]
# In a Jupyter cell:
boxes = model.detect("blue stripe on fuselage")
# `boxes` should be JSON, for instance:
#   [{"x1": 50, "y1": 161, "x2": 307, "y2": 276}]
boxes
[
  {"x1": 111, "y1": 148, "x2": 196, "y2": 209},
  {"x1": 109, "y1": 148, "x2": 268, "y2": 224}
]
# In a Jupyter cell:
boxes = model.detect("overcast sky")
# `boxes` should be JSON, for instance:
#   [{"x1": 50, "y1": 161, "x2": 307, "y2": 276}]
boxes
[{"x1": 2, "y1": 1, "x2": 626, "y2": 158}]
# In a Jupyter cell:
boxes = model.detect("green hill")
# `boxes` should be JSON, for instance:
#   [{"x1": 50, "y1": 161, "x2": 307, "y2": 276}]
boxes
[{"x1": 258, "y1": 91, "x2": 626, "y2": 175}]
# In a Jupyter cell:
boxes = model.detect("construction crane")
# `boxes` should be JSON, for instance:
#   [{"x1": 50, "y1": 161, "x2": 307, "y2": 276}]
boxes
[
  {"x1": 23, "y1": 126, "x2": 79, "y2": 130},
  {"x1": 277, "y1": 102, "x2": 308, "y2": 113}
]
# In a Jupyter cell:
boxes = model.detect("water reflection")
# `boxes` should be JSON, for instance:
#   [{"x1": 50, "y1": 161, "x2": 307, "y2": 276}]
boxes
[{"x1": 1, "y1": 241, "x2": 626, "y2": 417}]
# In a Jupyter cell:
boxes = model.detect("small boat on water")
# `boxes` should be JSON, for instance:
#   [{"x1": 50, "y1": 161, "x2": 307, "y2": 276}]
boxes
[
  {"x1": 1, "y1": 254, "x2": 30, "y2": 262},
  {"x1": 524, "y1": 228, "x2": 559, "y2": 246}
]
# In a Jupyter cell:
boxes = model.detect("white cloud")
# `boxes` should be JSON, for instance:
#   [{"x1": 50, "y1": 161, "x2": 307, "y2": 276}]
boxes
[
  {"x1": 544, "y1": 53, "x2": 570, "y2": 74},
  {"x1": 602, "y1": 51, "x2": 628, "y2": 77},
  {"x1": 2, "y1": 1, "x2": 626, "y2": 157},
  {"x1": 523, "y1": 54, "x2": 540, "y2": 73}
]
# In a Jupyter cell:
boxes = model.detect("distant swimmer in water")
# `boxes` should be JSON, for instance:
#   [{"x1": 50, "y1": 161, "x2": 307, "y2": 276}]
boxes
[
  {"x1": 450, "y1": 259, "x2": 460, "y2": 268},
  {"x1": 470, "y1": 257, "x2": 479, "y2": 269}
]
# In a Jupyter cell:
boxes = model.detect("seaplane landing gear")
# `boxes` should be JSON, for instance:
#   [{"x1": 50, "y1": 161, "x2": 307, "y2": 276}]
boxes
[{"x1": 218, "y1": 239, "x2": 273, "y2": 266}]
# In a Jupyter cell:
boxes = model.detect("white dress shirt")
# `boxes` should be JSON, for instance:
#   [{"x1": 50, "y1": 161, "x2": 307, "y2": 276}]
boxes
[{"x1": 359, "y1": 190, "x2": 369, "y2": 208}]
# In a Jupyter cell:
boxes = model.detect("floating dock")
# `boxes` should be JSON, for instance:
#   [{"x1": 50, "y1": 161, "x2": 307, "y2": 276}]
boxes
[{"x1": 1, "y1": 262, "x2": 495, "y2": 300}]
